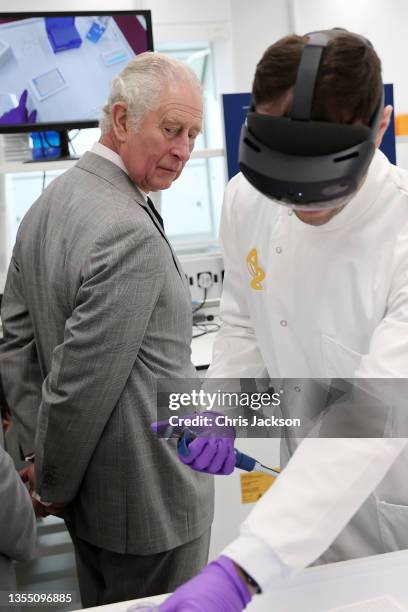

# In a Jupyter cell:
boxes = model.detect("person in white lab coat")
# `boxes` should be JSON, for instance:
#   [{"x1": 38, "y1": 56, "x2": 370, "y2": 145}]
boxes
[{"x1": 160, "y1": 29, "x2": 408, "y2": 611}]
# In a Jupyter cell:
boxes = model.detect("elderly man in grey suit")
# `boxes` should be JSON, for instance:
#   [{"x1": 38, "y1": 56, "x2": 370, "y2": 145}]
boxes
[
  {"x1": 0, "y1": 378, "x2": 36, "y2": 610},
  {"x1": 0, "y1": 52, "x2": 214, "y2": 607}
]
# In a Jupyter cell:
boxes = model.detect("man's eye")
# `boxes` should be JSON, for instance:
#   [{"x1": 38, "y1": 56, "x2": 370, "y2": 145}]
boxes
[{"x1": 164, "y1": 127, "x2": 177, "y2": 135}]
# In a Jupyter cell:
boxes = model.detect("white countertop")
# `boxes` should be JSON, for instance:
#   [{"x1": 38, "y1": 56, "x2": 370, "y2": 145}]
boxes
[{"x1": 191, "y1": 323, "x2": 217, "y2": 369}]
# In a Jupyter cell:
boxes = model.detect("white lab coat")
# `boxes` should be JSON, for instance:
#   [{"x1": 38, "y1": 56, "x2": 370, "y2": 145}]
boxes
[{"x1": 208, "y1": 150, "x2": 408, "y2": 591}]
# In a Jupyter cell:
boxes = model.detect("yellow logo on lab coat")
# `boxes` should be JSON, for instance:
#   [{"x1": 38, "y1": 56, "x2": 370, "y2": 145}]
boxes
[{"x1": 246, "y1": 248, "x2": 265, "y2": 290}]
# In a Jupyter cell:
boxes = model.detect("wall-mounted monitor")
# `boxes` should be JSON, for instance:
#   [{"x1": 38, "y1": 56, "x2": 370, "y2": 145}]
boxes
[{"x1": 0, "y1": 11, "x2": 153, "y2": 155}]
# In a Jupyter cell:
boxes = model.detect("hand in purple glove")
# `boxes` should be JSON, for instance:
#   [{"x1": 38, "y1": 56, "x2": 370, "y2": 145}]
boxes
[
  {"x1": 0, "y1": 90, "x2": 37, "y2": 124},
  {"x1": 151, "y1": 411, "x2": 236, "y2": 475},
  {"x1": 178, "y1": 435, "x2": 236, "y2": 475},
  {"x1": 160, "y1": 556, "x2": 252, "y2": 612}
]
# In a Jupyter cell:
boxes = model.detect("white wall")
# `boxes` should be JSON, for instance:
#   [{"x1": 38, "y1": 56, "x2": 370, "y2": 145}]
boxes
[
  {"x1": 144, "y1": 0, "x2": 293, "y2": 94},
  {"x1": 293, "y1": 0, "x2": 408, "y2": 113},
  {"x1": 229, "y1": 0, "x2": 292, "y2": 93},
  {"x1": 146, "y1": 0, "x2": 408, "y2": 111},
  {"x1": 1, "y1": 1, "x2": 407, "y2": 109},
  {"x1": 143, "y1": 0, "x2": 235, "y2": 92}
]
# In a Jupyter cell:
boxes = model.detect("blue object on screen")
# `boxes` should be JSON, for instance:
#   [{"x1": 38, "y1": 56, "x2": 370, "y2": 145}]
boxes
[
  {"x1": 45, "y1": 17, "x2": 82, "y2": 54},
  {"x1": 86, "y1": 16, "x2": 110, "y2": 43}
]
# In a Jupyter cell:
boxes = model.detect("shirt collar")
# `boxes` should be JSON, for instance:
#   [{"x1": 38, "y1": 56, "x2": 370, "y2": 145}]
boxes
[
  {"x1": 289, "y1": 149, "x2": 391, "y2": 233},
  {"x1": 90, "y1": 142, "x2": 148, "y2": 202}
]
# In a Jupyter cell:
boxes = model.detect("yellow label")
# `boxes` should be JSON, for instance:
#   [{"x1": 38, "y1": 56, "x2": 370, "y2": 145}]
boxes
[
  {"x1": 246, "y1": 248, "x2": 266, "y2": 290},
  {"x1": 240, "y1": 472, "x2": 278, "y2": 504}
]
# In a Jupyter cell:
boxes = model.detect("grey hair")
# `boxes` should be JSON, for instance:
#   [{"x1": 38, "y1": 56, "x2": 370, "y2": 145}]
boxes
[{"x1": 100, "y1": 51, "x2": 202, "y2": 134}]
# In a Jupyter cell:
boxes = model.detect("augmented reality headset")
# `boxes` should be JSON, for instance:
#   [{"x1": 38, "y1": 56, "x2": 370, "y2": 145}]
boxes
[{"x1": 239, "y1": 28, "x2": 384, "y2": 209}]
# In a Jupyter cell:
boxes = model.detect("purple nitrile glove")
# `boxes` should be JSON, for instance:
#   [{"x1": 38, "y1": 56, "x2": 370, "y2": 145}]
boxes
[
  {"x1": 0, "y1": 90, "x2": 37, "y2": 124},
  {"x1": 160, "y1": 555, "x2": 252, "y2": 612},
  {"x1": 178, "y1": 436, "x2": 236, "y2": 475},
  {"x1": 151, "y1": 412, "x2": 236, "y2": 475}
]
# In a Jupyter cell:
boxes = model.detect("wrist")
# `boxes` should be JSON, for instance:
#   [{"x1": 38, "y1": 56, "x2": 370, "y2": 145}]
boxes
[{"x1": 233, "y1": 562, "x2": 261, "y2": 595}]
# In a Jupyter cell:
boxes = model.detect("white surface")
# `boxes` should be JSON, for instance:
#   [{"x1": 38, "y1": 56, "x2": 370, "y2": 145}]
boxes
[
  {"x1": 191, "y1": 322, "x2": 217, "y2": 368},
  {"x1": 72, "y1": 550, "x2": 408, "y2": 611},
  {"x1": 325, "y1": 595, "x2": 408, "y2": 611}
]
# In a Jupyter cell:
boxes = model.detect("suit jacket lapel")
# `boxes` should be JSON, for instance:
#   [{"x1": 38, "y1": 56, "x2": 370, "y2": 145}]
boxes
[{"x1": 75, "y1": 152, "x2": 186, "y2": 282}]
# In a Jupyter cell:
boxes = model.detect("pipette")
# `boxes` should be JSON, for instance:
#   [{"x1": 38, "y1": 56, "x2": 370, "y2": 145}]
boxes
[
  {"x1": 177, "y1": 435, "x2": 280, "y2": 477},
  {"x1": 154, "y1": 420, "x2": 280, "y2": 477}
]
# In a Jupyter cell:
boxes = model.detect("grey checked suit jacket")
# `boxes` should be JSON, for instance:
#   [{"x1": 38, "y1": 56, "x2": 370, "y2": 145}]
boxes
[{"x1": 0, "y1": 152, "x2": 214, "y2": 554}]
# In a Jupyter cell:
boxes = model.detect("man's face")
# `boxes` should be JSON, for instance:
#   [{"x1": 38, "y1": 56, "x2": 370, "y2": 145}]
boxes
[
  {"x1": 256, "y1": 93, "x2": 367, "y2": 226},
  {"x1": 115, "y1": 81, "x2": 202, "y2": 192},
  {"x1": 293, "y1": 206, "x2": 346, "y2": 226}
]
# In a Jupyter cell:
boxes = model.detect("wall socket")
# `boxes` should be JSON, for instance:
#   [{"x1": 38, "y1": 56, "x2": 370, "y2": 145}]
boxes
[{"x1": 179, "y1": 252, "x2": 224, "y2": 302}]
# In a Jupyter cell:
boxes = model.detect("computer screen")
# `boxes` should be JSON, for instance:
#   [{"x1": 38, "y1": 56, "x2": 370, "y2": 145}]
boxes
[{"x1": 0, "y1": 11, "x2": 154, "y2": 133}]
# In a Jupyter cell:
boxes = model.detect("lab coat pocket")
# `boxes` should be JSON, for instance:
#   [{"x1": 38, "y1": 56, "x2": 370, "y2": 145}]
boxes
[
  {"x1": 321, "y1": 335, "x2": 364, "y2": 378},
  {"x1": 377, "y1": 500, "x2": 408, "y2": 552}
]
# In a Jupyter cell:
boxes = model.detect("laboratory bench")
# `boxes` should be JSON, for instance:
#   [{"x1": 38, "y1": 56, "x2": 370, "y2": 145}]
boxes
[{"x1": 74, "y1": 548, "x2": 408, "y2": 611}]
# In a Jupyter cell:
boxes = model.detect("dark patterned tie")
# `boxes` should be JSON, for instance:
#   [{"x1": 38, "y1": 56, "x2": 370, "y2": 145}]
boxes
[{"x1": 147, "y1": 196, "x2": 164, "y2": 231}]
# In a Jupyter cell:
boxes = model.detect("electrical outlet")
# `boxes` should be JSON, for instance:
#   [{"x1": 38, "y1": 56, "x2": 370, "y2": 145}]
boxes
[
  {"x1": 197, "y1": 271, "x2": 213, "y2": 289},
  {"x1": 179, "y1": 252, "x2": 224, "y2": 301}
]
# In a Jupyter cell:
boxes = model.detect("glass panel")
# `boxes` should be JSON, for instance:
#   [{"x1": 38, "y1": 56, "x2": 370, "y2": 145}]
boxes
[
  {"x1": 155, "y1": 41, "x2": 226, "y2": 246},
  {"x1": 162, "y1": 155, "x2": 225, "y2": 243},
  {"x1": 155, "y1": 42, "x2": 224, "y2": 150},
  {"x1": 5, "y1": 171, "x2": 63, "y2": 251}
]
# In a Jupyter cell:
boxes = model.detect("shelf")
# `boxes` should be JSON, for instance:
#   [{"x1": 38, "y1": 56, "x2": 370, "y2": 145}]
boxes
[
  {"x1": 0, "y1": 159, "x2": 78, "y2": 173},
  {"x1": 0, "y1": 148, "x2": 225, "y2": 175}
]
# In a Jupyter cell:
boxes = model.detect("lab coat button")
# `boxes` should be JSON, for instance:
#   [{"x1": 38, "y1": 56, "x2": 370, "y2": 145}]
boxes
[
  {"x1": 276, "y1": 247, "x2": 282, "y2": 254},
  {"x1": 288, "y1": 210, "x2": 293, "y2": 216},
  {"x1": 280, "y1": 320, "x2": 288, "y2": 327}
]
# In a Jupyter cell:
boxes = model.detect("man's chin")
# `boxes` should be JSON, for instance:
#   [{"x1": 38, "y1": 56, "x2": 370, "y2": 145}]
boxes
[
  {"x1": 294, "y1": 206, "x2": 344, "y2": 226},
  {"x1": 149, "y1": 171, "x2": 180, "y2": 191}
]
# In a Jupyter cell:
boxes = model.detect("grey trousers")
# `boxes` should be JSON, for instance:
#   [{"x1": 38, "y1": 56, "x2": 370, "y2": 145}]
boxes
[{"x1": 66, "y1": 522, "x2": 211, "y2": 608}]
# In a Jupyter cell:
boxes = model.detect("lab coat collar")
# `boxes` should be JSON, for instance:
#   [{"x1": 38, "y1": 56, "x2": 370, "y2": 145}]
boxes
[{"x1": 289, "y1": 149, "x2": 391, "y2": 233}]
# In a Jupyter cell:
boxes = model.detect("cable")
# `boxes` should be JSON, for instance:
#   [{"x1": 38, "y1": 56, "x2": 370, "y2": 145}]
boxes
[
  {"x1": 193, "y1": 287, "x2": 207, "y2": 314},
  {"x1": 192, "y1": 321, "x2": 220, "y2": 339},
  {"x1": 36, "y1": 132, "x2": 46, "y2": 159},
  {"x1": 67, "y1": 131, "x2": 77, "y2": 155},
  {"x1": 68, "y1": 129, "x2": 81, "y2": 142},
  {"x1": 42, "y1": 132, "x2": 55, "y2": 148},
  {"x1": 42, "y1": 130, "x2": 78, "y2": 156}
]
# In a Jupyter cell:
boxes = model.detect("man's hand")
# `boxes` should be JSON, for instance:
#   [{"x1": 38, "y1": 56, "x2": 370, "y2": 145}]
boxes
[
  {"x1": 19, "y1": 463, "x2": 36, "y2": 491},
  {"x1": 151, "y1": 412, "x2": 236, "y2": 475},
  {"x1": 1, "y1": 407, "x2": 12, "y2": 433},
  {"x1": 19, "y1": 464, "x2": 65, "y2": 517},
  {"x1": 160, "y1": 556, "x2": 252, "y2": 611},
  {"x1": 178, "y1": 436, "x2": 236, "y2": 475}
]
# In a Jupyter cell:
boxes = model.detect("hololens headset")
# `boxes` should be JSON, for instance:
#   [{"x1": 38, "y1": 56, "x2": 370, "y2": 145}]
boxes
[{"x1": 239, "y1": 28, "x2": 384, "y2": 209}]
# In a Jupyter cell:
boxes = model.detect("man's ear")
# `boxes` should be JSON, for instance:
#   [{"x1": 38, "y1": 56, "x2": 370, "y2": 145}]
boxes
[
  {"x1": 111, "y1": 102, "x2": 129, "y2": 143},
  {"x1": 375, "y1": 105, "x2": 393, "y2": 148}
]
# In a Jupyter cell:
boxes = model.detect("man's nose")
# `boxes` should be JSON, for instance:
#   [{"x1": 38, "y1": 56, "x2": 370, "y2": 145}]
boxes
[{"x1": 171, "y1": 133, "x2": 192, "y2": 161}]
